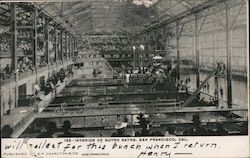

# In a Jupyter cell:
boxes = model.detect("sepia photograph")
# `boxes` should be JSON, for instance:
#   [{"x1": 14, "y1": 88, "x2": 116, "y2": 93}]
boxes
[{"x1": 0, "y1": 0, "x2": 249, "y2": 157}]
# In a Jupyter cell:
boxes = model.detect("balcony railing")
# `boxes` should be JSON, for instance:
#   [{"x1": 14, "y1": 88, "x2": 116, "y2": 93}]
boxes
[{"x1": 1, "y1": 61, "x2": 74, "y2": 86}]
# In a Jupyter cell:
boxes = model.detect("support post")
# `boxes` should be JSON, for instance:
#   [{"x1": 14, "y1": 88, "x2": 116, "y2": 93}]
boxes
[
  {"x1": 154, "y1": 31, "x2": 157, "y2": 50},
  {"x1": 60, "y1": 29, "x2": 63, "y2": 63},
  {"x1": 75, "y1": 37, "x2": 78, "y2": 51},
  {"x1": 133, "y1": 47, "x2": 136, "y2": 70},
  {"x1": 64, "y1": 32, "x2": 67, "y2": 61},
  {"x1": 44, "y1": 18, "x2": 49, "y2": 67},
  {"x1": 147, "y1": 33, "x2": 151, "y2": 51},
  {"x1": 176, "y1": 21, "x2": 180, "y2": 81},
  {"x1": 73, "y1": 37, "x2": 75, "y2": 51},
  {"x1": 163, "y1": 26, "x2": 166, "y2": 51},
  {"x1": 212, "y1": 31, "x2": 215, "y2": 68},
  {"x1": 33, "y1": 7, "x2": 38, "y2": 67},
  {"x1": 69, "y1": 35, "x2": 72, "y2": 60},
  {"x1": 70, "y1": 36, "x2": 72, "y2": 61},
  {"x1": 225, "y1": 3, "x2": 232, "y2": 108},
  {"x1": 73, "y1": 37, "x2": 76, "y2": 52},
  {"x1": 68, "y1": 35, "x2": 70, "y2": 60},
  {"x1": 11, "y1": 3, "x2": 18, "y2": 108},
  {"x1": 195, "y1": 14, "x2": 200, "y2": 92},
  {"x1": 141, "y1": 48, "x2": 143, "y2": 74},
  {"x1": 54, "y1": 27, "x2": 57, "y2": 65},
  {"x1": 11, "y1": 3, "x2": 17, "y2": 71},
  {"x1": 72, "y1": 36, "x2": 74, "y2": 56}
]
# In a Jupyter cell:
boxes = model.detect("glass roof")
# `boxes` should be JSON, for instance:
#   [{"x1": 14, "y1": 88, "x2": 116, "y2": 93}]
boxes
[{"x1": 31, "y1": 0, "x2": 223, "y2": 35}]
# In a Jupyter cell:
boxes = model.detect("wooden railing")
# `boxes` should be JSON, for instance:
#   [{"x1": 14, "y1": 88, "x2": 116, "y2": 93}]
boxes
[{"x1": 37, "y1": 107, "x2": 248, "y2": 119}]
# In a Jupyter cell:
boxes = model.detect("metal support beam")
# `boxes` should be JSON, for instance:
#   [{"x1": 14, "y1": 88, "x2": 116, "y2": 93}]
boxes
[
  {"x1": 76, "y1": 38, "x2": 78, "y2": 50},
  {"x1": 162, "y1": 26, "x2": 166, "y2": 50},
  {"x1": 54, "y1": 27, "x2": 58, "y2": 64},
  {"x1": 182, "y1": 70, "x2": 217, "y2": 107},
  {"x1": 73, "y1": 37, "x2": 75, "y2": 55},
  {"x1": 165, "y1": 27, "x2": 171, "y2": 48},
  {"x1": 75, "y1": 37, "x2": 77, "y2": 51},
  {"x1": 73, "y1": 37, "x2": 75, "y2": 51},
  {"x1": 10, "y1": 3, "x2": 17, "y2": 71},
  {"x1": 68, "y1": 35, "x2": 71, "y2": 59},
  {"x1": 11, "y1": 3, "x2": 18, "y2": 108},
  {"x1": 178, "y1": 24, "x2": 184, "y2": 39},
  {"x1": 141, "y1": 0, "x2": 225, "y2": 34},
  {"x1": 147, "y1": 33, "x2": 151, "y2": 51},
  {"x1": 210, "y1": 14, "x2": 225, "y2": 29},
  {"x1": 65, "y1": 32, "x2": 68, "y2": 61},
  {"x1": 176, "y1": 21, "x2": 180, "y2": 81},
  {"x1": 33, "y1": 7, "x2": 38, "y2": 67},
  {"x1": 71, "y1": 36, "x2": 74, "y2": 57},
  {"x1": 198, "y1": 16, "x2": 207, "y2": 34},
  {"x1": 212, "y1": 31, "x2": 215, "y2": 68},
  {"x1": 44, "y1": 18, "x2": 49, "y2": 66},
  {"x1": 71, "y1": 36, "x2": 73, "y2": 58},
  {"x1": 230, "y1": 2, "x2": 245, "y2": 29},
  {"x1": 225, "y1": 3, "x2": 232, "y2": 108},
  {"x1": 60, "y1": 29, "x2": 63, "y2": 63},
  {"x1": 194, "y1": 14, "x2": 200, "y2": 94}
]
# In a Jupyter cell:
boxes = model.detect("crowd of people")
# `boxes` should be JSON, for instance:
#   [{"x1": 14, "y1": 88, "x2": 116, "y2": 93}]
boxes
[
  {"x1": 112, "y1": 62, "x2": 178, "y2": 92},
  {"x1": 216, "y1": 61, "x2": 226, "y2": 75},
  {"x1": 110, "y1": 113, "x2": 248, "y2": 137},
  {"x1": 36, "y1": 120, "x2": 84, "y2": 138},
  {"x1": 1, "y1": 113, "x2": 248, "y2": 138},
  {"x1": 92, "y1": 68, "x2": 102, "y2": 77},
  {"x1": 0, "y1": 57, "x2": 72, "y2": 81},
  {"x1": 176, "y1": 76, "x2": 191, "y2": 93},
  {"x1": 17, "y1": 57, "x2": 35, "y2": 73},
  {"x1": 0, "y1": 64, "x2": 12, "y2": 79},
  {"x1": 34, "y1": 67, "x2": 74, "y2": 96},
  {"x1": 80, "y1": 35, "x2": 132, "y2": 52}
]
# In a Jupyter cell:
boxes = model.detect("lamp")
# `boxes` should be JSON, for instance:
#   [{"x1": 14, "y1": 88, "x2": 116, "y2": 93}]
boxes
[
  {"x1": 139, "y1": 44, "x2": 145, "y2": 50},
  {"x1": 132, "y1": 46, "x2": 136, "y2": 52},
  {"x1": 139, "y1": 44, "x2": 145, "y2": 74}
]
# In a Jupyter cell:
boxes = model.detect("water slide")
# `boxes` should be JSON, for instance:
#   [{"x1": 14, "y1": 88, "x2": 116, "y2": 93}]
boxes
[{"x1": 182, "y1": 69, "x2": 218, "y2": 107}]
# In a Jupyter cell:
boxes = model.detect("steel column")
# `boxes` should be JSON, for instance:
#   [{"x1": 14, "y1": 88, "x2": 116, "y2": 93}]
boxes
[
  {"x1": 225, "y1": 3, "x2": 232, "y2": 108},
  {"x1": 212, "y1": 31, "x2": 215, "y2": 68},
  {"x1": 60, "y1": 30, "x2": 63, "y2": 63},
  {"x1": 68, "y1": 35, "x2": 71, "y2": 59},
  {"x1": 11, "y1": 3, "x2": 17, "y2": 71},
  {"x1": 176, "y1": 21, "x2": 180, "y2": 81},
  {"x1": 54, "y1": 27, "x2": 57, "y2": 64},
  {"x1": 33, "y1": 7, "x2": 38, "y2": 67},
  {"x1": 71, "y1": 36, "x2": 73, "y2": 58},
  {"x1": 64, "y1": 32, "x2": 67, "y2": 61},
  {"x1": 195, "y1": 14, "x2": 200, "y2": 92},
  {"x1": 73, "y1": 37, "x2": 75, "y2": 51},
  {"x1": 11, "y1": 3, "x2": 18, "y2": 108},
  {"x1": 44, "y1": 18, "x2": 49, "y2": 66},
  {"x1": 75, "y1": 37, "x2": 78, "y2": 51}
]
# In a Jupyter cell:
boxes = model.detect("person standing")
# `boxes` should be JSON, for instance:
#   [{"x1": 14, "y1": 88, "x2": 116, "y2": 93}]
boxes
[
  {"x1": 1, "y1": 125, "x2": 13, "y2": 138},
  {"x1": 58, "y1": 120, "x2": 84, "y2": 137},
  {"x1": 164, "y1": 127, "x2": 176, "y2": 136},
  {"x1": 220, "y1": 86, "x2": 224, "y2": 99},
  {"x1": 207, "y1": 82, "x2": 210, "y2": 92},
  {"x1": 125, "y1": 73, "x2": 130, "y2": 84},
  {"x1": 37, "y1": 122, "x2": 57, "y2": 138},
  {"x1": 214, "y1": 89, "x2": 218, "y2": 98},
  {"x1": 4, "y1": 64, "x2": 11, "y2": 74}
]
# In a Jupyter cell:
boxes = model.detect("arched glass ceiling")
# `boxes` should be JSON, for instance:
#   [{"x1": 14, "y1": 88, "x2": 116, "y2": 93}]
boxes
[{"x1": 33, "y1": 0, "x2": 227, "y2": 35}]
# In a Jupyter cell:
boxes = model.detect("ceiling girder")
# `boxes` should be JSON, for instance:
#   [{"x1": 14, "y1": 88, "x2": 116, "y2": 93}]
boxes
[{"x1": 141, "y1": 0, "x2": 226, "y2": 34}]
